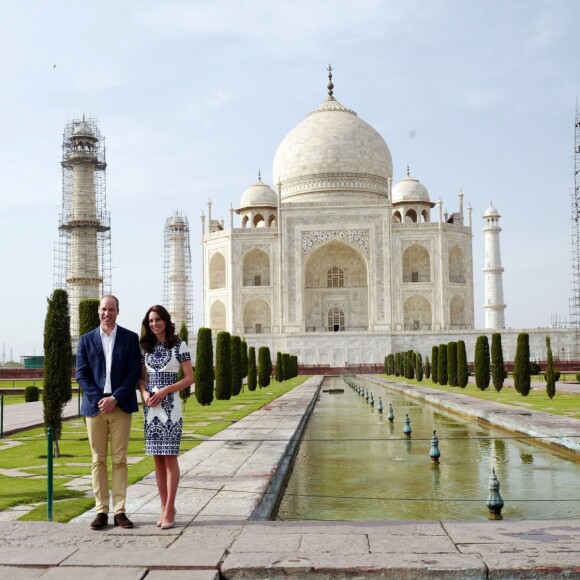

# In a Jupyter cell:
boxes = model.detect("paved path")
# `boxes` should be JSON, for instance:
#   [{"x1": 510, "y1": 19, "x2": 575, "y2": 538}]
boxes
[
  {"x1": 1, "y1": 398, "x2": 80, "y2": 436},
  {"x1": 1, "y1": 375, "x2": 580, "y2": 578}
]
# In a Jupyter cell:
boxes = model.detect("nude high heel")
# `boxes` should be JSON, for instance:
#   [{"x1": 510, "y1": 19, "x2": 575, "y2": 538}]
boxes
[{"x1": 161, "y1": 508, "x2": 176, "y2": 530}]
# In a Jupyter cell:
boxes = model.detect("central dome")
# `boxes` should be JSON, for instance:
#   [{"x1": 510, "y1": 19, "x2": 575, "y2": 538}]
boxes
[{"x1": 273, "y1": 94, "x2": 393, "y2": 203}]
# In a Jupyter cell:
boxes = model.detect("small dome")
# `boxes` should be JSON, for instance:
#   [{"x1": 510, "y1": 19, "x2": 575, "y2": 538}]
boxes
[
  {"x1": 239, "y1": 178, "x2": 278, "y2": 209},
  {"x1": 392, "y1": 171, "x2": 431, "y2": 204},
  {"x1": 484, "y1": 205, "x2": 500, "y2": 218},
  {"x1": 168, "y1": 212, "x2": 187, "y2": 228},
  {"x1": 72, "y1": 118, "x2": 96, "y2": 139}
]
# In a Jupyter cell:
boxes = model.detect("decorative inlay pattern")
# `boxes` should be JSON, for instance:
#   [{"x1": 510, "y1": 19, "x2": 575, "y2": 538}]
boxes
[
  {"x1": 241, "y1": 243, "x2": 271, "y2": 255},
  {"x1": 402, "y1": 290, "x2": 432, "y2": 301},
  {"x1": 401, "y1": 239, "x2": 432, "y2": 252},
  {"x1": 282, "y1": 173, "x2": 389, "y2": 197},
  {"x1": 301, "y1": 230, "x2": 369, "y2": 257}
]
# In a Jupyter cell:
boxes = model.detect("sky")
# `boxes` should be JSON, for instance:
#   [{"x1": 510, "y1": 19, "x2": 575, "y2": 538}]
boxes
[{"x1": 0, "y1": 0, "x2": 578, "y2": 361}]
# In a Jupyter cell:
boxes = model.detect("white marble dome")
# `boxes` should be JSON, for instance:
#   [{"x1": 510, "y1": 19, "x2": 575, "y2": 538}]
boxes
[
  {"x1": 392, "y1": 172, "x2": 431, "y2": 204},
  {"x1": 273, "y1": 95, "x2": 393, "y2": 202},
  {"x1": 239, "y1": 178, "x2": 278, "y2": 209},
  {"x1": 484, "y1": 205, "x2": 500, "y2": 218},
  {"x1": 72, "y1": 119, "x2": 96, "y2": 139}
]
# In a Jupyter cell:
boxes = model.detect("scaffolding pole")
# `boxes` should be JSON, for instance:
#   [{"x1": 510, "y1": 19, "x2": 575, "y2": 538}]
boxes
[{"x1": 569, "y1": 103, "x2": 580, "y2": 360}]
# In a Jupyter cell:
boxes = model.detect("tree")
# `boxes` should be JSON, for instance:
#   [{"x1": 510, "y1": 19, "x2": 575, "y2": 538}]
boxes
[
  {"x1": 424, "y1": 355, "x2": 431, "y2": 379},
  {"x1": 78, "y1": 299, "x2": 100, "y2": 336},
  {"x1": 276, "y1": 351, "x2": 283, "y2": 382},
  {"x1": 230, "y1": 335, "x2": 242, "y2": 396},
  {"x1": 474, "y1": 335, "x2": 490, "y2": 390},
  {"x1": 545, "y1": 336, "x2": 556, "y2": 399},
  {"x1": 415, "y1": 352, "x2": 423, "y2": 382},
  {"x1": 431, "y1": 346, "x2": 439, "y2": 384},
  {"x1": 283, "y1": 353, "x2": 291, "y2": 380},
  {"x1": 513, "y1": 333, "x2": 531, "y2": 396},
  {"x1": 490, "y1": 333, "x2": 505, "y2": 393},
  {"x1": 177, "y1": 322, "x2": 192, "y2": 405},
  {"x1": 394, "y1": 352, "x2": 401, "y2": 377},
  {"x1": 387, "y1": 353, "x2": 395, "y2": 375},
  {"x1": 258, "y1": 346, "x2": 271, "y2": 388},
  {"x1": 247, "y1": 346, "x2": 257, "y2": 391},
  {"x1": 215, "y1": 331, "x2": 232, "y2": 400},
  {"x1": 405, "y1": 350, "x2": 415, "y2": 380},
  {"x1": 43, "y1": 289, "x2": 72, "y2": 457},
  {"x1": 438, "y1": 344, "x2": 448, "y2": 385},
  {"x1": 447, "y1": 341, "x2": 458, "y2": 386},
  {"x1": 195, "y1": 327, "x2": 214, "y2": 406},
  {"x1": 457, "y1": 340, "x2": 469, "y2": 388},
  {"x1": 241, "y1": 339, "x2": 248, "y2": 383}
]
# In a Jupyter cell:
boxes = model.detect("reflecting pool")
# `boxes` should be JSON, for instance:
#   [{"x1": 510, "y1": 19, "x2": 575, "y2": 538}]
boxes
[{"x1": 276, "y1": 376, "x2": 580, "y2": 521}]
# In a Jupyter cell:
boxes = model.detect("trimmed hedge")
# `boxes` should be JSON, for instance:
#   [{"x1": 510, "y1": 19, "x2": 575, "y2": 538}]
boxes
[
  {"x1": 25, "y1": 385, "x2": 40, "y2": 402},
  {"x1": 447, "y1": 341, "x2": 458, "y2": 387},
  {"x1": 457, "y1": 340, "x2": 468, "y2": 388},
  {"x1": 195, "y1": 327, "x2": 214, "y2": 406},
  {"x1": 474, "y1": 335, "x2": 490, "y2": 390},
  {"x1": 437, "y1": 344, "x2": 448, "y2": 385},
  {"x1": 215, "y1": 331, "x2": 232, "y2": 400},
  {"x1": 514, "y1": 333, "x2": 531, "y2": 396},
  {"x1": 431, "y1": 346, "x2": 439, "y2": 384},
  {"x1": 490, "y1": 333, "x2": 505, "y2": 393}
]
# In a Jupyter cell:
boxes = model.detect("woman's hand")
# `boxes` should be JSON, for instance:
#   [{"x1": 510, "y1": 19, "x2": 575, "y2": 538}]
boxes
[{"x1": 148, "y1": 387, "x2": 169, "y2": 407}]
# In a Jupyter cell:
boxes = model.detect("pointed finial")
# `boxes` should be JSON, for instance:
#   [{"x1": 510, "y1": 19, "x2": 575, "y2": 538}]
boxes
[
  {"x1": 327, "y1": 64, "x2": 334, "y2": 97},
  {"x1": 490, "y1": 200, "x2": 493, "y2": 207},
  {"x1": 406, "y1": 163, "x2": 410, "y2": 177},
  {"x1": 258, "y1": 169, "x2": 262, "y2": 182}
]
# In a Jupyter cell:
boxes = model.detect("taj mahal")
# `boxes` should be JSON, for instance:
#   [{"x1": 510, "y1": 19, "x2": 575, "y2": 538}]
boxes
[{"x1": 196, "y1": 69, "x2": 571, "y2": 365}]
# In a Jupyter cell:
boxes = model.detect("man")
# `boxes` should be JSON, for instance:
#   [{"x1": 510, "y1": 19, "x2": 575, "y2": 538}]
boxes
[{"x1": 76, "y1": 295, "x2": 141, "y2": 530}]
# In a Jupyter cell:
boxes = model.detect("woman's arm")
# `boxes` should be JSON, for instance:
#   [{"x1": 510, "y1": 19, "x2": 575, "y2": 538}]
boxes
[{"x1": 148, "y1": 359, "x2": 193, "y2": 406}]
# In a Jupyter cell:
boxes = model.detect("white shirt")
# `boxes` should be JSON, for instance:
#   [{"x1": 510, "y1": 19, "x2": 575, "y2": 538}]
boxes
[{"x1": 100, "y1": 325, "x2": 117, "y2": 395}]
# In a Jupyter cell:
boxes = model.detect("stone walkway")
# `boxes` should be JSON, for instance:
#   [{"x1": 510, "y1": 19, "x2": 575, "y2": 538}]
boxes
[
  {"x1": 0, "y1": 375, "x2": 580, "y2": 578},
  {"x1": 1, "y1": 398, "x2": 80, "y2": 436}
]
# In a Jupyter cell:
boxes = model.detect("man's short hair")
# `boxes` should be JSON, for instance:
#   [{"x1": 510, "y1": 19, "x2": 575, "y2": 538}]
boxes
[{"x1": 100, "y1": 294, "x2": 119, "y2": 308}]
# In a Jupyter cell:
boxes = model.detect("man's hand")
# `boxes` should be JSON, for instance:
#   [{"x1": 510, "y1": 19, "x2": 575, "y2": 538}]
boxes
[{"x1": 98, "y1": 396, "x2": 117, "y2": 413}]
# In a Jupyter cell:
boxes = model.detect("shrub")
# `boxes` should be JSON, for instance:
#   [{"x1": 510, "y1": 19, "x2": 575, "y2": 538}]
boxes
[
  {"x1": 387, "y1": 353, "x2": 395, "y2": 375},
  {"x1": 490, "y1": 333, "x2": 505, "y2": 393},
  {"x1": 230, "y1": 335, "x2": 242, "y2": 396},
  {"x1": 276, "y1": 351, "x2": 283, "y2": 382},
  {"x1": 258, "y1": 346, "x2": 271, "y2": 388},
  {"x1": 447, "y1": 342, "x2": 458, "y2": 386},
  {"x1": 513, "y1": 333, "x2": 531, "y2": 396},
  {"x1": 424, "y1": 355, "x2": 431, "y2": 379},
  {"x1": 576, "y1": 372, "x2": 580, "y2": 383},
  {"x1": 529, "y1": 361, "x2": 541, "y2": 375},
  {"x1": 415, "y1": 353, "x2": 423, "y2": 382},
  {"x1": 78, "y1": 299, "x2": 100, "y2": 336},
  {"x1": 177, "y1": 322, "x2": 192, "y2": 405},
  {"x1": 215, "y1": 331, "x2": 232, "y2": 400},
  {"x1": 241, "y1": 340, "x2": 248, "y2": 381},
  {"x1": 554, "y1": 370, "x2": 560, "y2": 382},
  {"x1": 195, "y1": 327, "x2": 214, "y2": 406},
  {"x1": 545, "y1": 336, "x2": 556, "y2": 400},
  {"x1": 405, "y1": 350, "x2": 415, "y2": 380},
  {"x1": 474, "y1": 335, "x2": 490, "y2": 390},
  {"x1": 25, "y1": 385, "x2": 39, "y2": 402},
  {"x1": 437, "y1": 344, "x2": 448, "y2": 385},
  {"x1": 431, "y1": 346, "x2": 439, "y2": 383},
  {"x1": 247, "y1": 346, "x2": 257, "y2": 391},
  {"x1": 457, "y1": 340, "x2": 469, "y2": 388}
]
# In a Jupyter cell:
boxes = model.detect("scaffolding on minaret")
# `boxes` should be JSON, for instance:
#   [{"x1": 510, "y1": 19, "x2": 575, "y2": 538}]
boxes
[
  {"x1": 163, "y1": 211, "x2": 194, "y2": 339},
  {"x1": 569, "y1": 103, "x2": 580, "y2": 360},
  {"x1": 54, "y1": 116, "x2": 111, "y2": 345}
]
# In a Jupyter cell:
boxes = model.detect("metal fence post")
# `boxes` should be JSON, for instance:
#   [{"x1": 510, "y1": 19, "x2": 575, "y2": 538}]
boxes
[{"x1": 47, "y1": 426, "x2": 53, "y2": 521}]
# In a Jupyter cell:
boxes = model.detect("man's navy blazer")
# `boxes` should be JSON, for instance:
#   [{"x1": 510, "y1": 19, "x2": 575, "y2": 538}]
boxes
[{"x1": 76, "y1": 325, "x2": 141, "y2": 417}]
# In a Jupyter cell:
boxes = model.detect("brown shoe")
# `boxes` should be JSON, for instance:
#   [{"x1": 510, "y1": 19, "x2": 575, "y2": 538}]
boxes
[
  {"x1": 90, "y1": 513, "x2": 108, "y2": 530},
  {"x1": 113, "y1": 513, "x2": 134, "y2": 529}
]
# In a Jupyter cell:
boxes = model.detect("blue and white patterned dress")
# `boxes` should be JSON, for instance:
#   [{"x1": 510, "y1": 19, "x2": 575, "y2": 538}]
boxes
[{"x1": 143, "y1": 340, "x2": 191, "y2": 456}]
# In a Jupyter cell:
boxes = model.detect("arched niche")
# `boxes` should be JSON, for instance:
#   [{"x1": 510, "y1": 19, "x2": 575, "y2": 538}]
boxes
[
  {"x1": 403, "y1": 294, "x2": 432, "y2": 330},
  {"x1": 241, "y1": 215, "x2": 249, "y2": 229},
  {"x1": 243, "y1": 298, "x2": 271, "y2": 334},
  {"x1": 210, "y1": 300, "x2": 226, "y2": 331},
  {"x1": 405, "y1": 209, "x2": 418, "y2": 223},
  {"x1": 209, "y1": 252, "x2": 226, "y2": 289},
  {"x1": 253, "y1": 213, "x2": 265, "y2": 228},
  {"x1": 393, "y1": 210, "x2": 402, "y2": 223},
  {"x1": 402, "y1": 244, "x2": 431, "y2": 283},
  {"x1": 243, "y1": 248, "x2": 270, "y2": 286},
  {"x1": 268, "y1": 214, "x2": 276, "y2": 227},
  {"x1": 450, "y1": 295, "x2": 466, "y2": 328},
  {"x1": 448, "y1": 245, "x2": 466, "y2": 284},
  {"x1": 421, "y1": 209, "x2": 429, "y2": 223}
]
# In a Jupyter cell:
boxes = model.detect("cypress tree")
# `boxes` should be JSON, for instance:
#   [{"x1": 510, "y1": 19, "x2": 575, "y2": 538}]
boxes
[
  {"x1": 457, "y1": 340, "x2": 469, "y2": 388},
  {"x1": 545, "y1": 336, "x2": 556, "y2": 399},
  {"x1": 247, "y1": 346, "x2": 257, "y2": 391},
  {"x1": 447, "y1": 341, "x2": 458, "y2": 386},
  {"x1": 195, "y1": 327, "x2": 214, "y2": 406},
  {"x1": 241, "y1": 339, "x2": 248, "y2": 381},
  {"x1": 384, "y1": 356, "x2": 388, "y2": 374},
  {"x1": 43, "y1": 289, "x2": 72, "y2": 457},
  {"x1": 438, "y1": 344, "x2": 448, "y2": 385},
  {"x1": 394, "y1": 352, "x2": 401, "y2": 376},
  {"x1": 293, "y1": 355, "x2": 298, "y2": 378},
  {"x1": 387, "y1": 353, "x2": 395, "y2": 375},
  {"x1": 415, "y1": 352, "x2": 423, "y2": 382},
  {"x1": 490, "y1": 333, "x2": 505, "y2": 393},
  {"x1": 258, "y1": 346, "x2": 271, "y2": 387},
  {"x1": 78, "y1": 298, "x2": 100, "y2": 336},
  {"x1": 177, "y1": 322, "x2": 192, "y2": 405},
  {"x1": 424, "y1": 355, "x2": 431, "y2": 379},
  {"x1": 215, "y1": 331, "x2": 232, "y2": 400},
  {"x1": 406, "y1": 350, "x2": 415, "y2": 379},
  {"x1": 230, "y1": 335, "x2": 242, "y2": 396},
  {"x1": 276, "y1": 351, "x2": 283, "y2": 382},
  {"x1": 474, "y1": 335, "x2": 491, "y2": 390},
  {"x1": 513, "y1": 333, "x2": 531, "y2": 396},
  {"x1": 431, "y1": 346, "x2": 439, "y2": 383}
]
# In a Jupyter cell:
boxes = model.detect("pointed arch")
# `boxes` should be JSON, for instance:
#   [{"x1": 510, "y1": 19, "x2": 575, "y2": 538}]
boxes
[
  {"x1": 405, "y1": 209, "x2": 418, "y2": 223},
  {"x1": 243, "y1": 298, "x2": 271, "y2": 334},
  {"x1": 402, "y1": 244, "x2": 431, "y2": 283},
  {"x1": 450, "y1": 295, "x2": 466, "y2": 328},
  {"x1": 209, "y1": 252, "x2": 226, "y2": 289},
  {"x1": 448, "y1": 245, "x2": 466, "y2": 283},
  {"x1": 243, "y1": 248, "x2": 270, "y2": 286},
  {"x1": 403, "y1": 294, "x2": 432, "y2": 331},
  {"x1": 210, "y1": 300, "x2": 226, "y2": 331}
]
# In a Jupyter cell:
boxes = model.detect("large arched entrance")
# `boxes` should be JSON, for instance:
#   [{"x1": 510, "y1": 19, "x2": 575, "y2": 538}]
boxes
[{"x1": 303, "y1": 240, "x2": 368, "y2": 332}]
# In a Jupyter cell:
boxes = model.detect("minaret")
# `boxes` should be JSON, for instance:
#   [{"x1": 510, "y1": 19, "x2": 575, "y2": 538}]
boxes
[
  {"x1": 163, "y1": 212, "x2": 193, "y2": 337},
  {"x1": 57, "y1": 116, "x2": 110, "y2": 345},
  {"x1": 483, "y1": 204, "x2": 506, "y2": 329}
]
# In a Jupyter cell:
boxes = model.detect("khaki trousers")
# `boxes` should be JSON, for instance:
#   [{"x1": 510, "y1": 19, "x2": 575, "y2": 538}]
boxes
[{"x1": 86, "y1": 407, "x2": 132, "y2": 515}]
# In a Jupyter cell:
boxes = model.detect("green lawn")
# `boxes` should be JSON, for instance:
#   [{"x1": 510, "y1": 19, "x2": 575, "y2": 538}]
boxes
[
  {"x1": 380, "y1": 375, "x2": 580, "y2": 420},
  {"x1": 0, "y1": 376, "x2": 309, "y2": 522}
]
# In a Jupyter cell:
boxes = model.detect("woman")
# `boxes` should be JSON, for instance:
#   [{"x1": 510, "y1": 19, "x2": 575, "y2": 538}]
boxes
[{"x1": 139, "y1": 305, "x2": 193, "y2": 529}]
